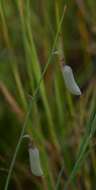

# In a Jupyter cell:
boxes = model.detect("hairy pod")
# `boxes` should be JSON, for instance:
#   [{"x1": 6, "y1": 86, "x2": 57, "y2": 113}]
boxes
[
  {"x1": 28, "y1": 146, "x2": 43, "y2": 176},
  {"x1": 62, "y1": 65, "x2": 81, "y2": 95}
]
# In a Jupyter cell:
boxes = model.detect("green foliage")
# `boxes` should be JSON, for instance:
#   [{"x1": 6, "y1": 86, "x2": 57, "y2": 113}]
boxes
[{"x1": 0, "y1": 0, "x2": 96, "y2": 190}]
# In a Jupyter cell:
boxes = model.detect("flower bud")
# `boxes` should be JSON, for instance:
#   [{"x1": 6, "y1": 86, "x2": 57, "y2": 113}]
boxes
[
  {"x1": 28, "y1": 146, "x2": 44, "y2": 176},
  {"x1": 62, "y1": 65, "x2": 81, "y2": 95}
]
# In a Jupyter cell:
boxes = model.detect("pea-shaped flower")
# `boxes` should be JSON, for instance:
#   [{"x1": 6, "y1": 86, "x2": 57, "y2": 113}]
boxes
[
  {"x1": 28, "y1": 145, "x2": 44, "y2": 176},
  {"x1": 62, "y1": 65, "x2": 81, "y2": 95}
]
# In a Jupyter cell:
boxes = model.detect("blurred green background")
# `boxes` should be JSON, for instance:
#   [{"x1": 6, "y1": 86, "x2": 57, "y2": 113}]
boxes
[{"x1": 0, "y1": 0, "x2": 96, "y2": 190}]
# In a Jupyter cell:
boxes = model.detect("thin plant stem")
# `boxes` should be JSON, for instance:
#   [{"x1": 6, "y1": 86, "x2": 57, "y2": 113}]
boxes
[
  {"x1": 55, "y1": 166, "x2": 65, "y2": 190},
  {"x1": 4, "y1": 6, "x2": 67, "y2": 190}
]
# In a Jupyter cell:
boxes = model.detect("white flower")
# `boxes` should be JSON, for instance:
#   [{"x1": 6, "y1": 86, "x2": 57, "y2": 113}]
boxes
[
  {"x1": 62, "y1": 65, "x2": 81, "y2": 95},
  {"x1": 28, "y1": 146, "x2": 44, "y2": 176}
]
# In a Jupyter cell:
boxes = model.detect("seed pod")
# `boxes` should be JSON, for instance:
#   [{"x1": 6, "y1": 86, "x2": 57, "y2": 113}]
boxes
[
  {"x1": 62, "y1": 65, "x2": 81, "y2": 95},
  {"x1": 28, "y1": 146, "x2": 44, "y2": 176}
]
